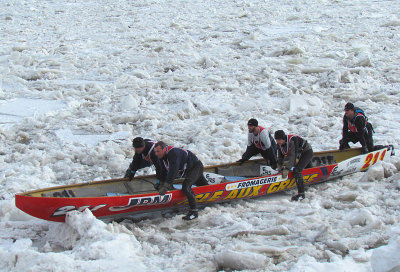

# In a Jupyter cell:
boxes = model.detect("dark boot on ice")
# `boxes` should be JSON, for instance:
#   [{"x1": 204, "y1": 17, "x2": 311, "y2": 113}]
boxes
[
  {"x1": 291, "y1": 193, "x2": 305, "y2": 202},
  {"x1": 182, "y1": 210, "x2": 198, "y2": 220}
]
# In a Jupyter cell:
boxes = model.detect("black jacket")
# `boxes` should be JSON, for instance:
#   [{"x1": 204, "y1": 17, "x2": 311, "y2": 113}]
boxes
[
  {"x1": 342, "y1": 108, "x2": 368, "y2": 147},
  {"x1": 128, "y1": 139, "x2": 161, "y2": 179},
  {"x1": 159, "y1": 147, "x2": 200, "y2": 184},
  {"x1": 277, "y1": 136, "x2": 312, "y2": 170}
]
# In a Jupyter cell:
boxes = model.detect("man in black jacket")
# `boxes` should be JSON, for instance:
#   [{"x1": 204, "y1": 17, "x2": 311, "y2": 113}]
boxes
[
  {"x1": 339, "y1": 103, "x2": 374, "y2": 154},
  {"x1": 124, "y1": 137, "x2": 162, "y2": 184},
  {"x1": 274, "y1": 130, "x2": 313, "y2": 201},
  {"x1": 154, "y1": 141, "x2": 208, "y2": 220}
]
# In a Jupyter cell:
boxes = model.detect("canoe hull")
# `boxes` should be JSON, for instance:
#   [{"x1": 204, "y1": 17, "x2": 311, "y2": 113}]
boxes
[{"x1": 15, "y1": 146, "x2": 393, "y2": 222}]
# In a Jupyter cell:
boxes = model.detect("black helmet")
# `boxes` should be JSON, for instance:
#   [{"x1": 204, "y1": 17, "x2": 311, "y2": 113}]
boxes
[
  {"x1": 247, "y1": 118, "x2": 258, "y2": 127},
  {"x1": 344, "y1": 102, "x2": 355, "y2": 111},
  {"x1": 274, "y1": 130, "x2": 286, "y2": 140},
  {"x1": 132, "y1": 137, "x2": 145, "y2": 148}
]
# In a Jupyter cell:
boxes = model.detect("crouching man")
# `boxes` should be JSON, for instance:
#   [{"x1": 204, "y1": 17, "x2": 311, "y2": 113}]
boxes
[
  {"x1": 154, "y1": 141, "x2": 208, "y2": 220},
  {"x1": 237, "y1": 118, "x2": 278, "y2": 168},
  {"x1": 274, "y1": 130, "x2": 313, "y2": 201}
]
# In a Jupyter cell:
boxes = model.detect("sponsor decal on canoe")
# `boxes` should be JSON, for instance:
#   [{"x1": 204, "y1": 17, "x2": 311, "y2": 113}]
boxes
[
  {"x1": 109, "y1": 194, "x2": 172, "y2": 211},
  {"x1": 225, "y1": 176, "x2": 283, "y2": 191},
  {"x1": 332, "y1": 149, "x2": 388, "y2": 177},
  {"x1": 51, "y1": 204, "x2": 107, "y2": 217}
]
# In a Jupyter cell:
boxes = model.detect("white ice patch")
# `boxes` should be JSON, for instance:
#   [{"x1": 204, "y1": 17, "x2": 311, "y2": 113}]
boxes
[
  {"x1": 55, "y1": 129, "x2": 130, "y2": 146},
  {"x1": 289, "y1": 94, "x2": 323, "y2": 116},
  {"x1": 291, "y1": 254, "x2": 370, "y2": 272},
  {"x1": 364, "y1": 161, "x2": 384, "y2": 182},
  {"x1": 52, "y1": 209, "x2": 146, "y2": 270},
  {"x1": 0, "y1": 98, "x2": 65, "y2": 125},
  {"x1": 214, "y1": 250, "x2": 267, "y2": 270},
  {"x1": 120, "y1": 94, "x2": 139, "y2": 111},
  {"x1": 371, "y1": 237, "x2": 400, "y2": 272}
]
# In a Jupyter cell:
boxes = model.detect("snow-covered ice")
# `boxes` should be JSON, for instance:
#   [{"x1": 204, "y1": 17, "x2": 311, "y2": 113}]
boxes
[{"x1": 1, "y1": 0, "x2": 399, "y2": 271}]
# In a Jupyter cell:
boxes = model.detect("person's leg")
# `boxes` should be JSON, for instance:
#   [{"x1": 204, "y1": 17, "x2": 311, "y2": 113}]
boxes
[
  {"x1": 260, "y1": 148, "x2": 277, "y2": 169},
  {"x1": 182, "y1": 161, "x2": 204, "y2": 219},
  {"x1": 291, "y1": 149, "x2": 313, "y2": 201},
  {"x1": 366, "y1": 123, "x2": 374, "y2": 151},
  {"x1": 194, "y1": 161, "x2": 209, "y2": 186}
]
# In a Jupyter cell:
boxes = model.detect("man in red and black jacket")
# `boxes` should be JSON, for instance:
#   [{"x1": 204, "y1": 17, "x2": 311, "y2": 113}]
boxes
[
  {"x1": 339, "y1": 103, "x2": 374, "y2": 154},
  {"x1": 124, "y1": 137, "x2": 162, "y2": 182},
  {"x1": 274, "y1": 130, "x2": 313, "y2": 202},
  {"x1": 237, "y1": 118, "x2": 278, "y2": 169},
  {"x1": 154, "y1": 141, "x2": 208, "y2": 220}
]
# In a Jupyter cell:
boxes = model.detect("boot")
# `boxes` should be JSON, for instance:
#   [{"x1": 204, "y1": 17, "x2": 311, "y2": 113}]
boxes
[
  {"x1": 292, "y1": 169, "x2": 305, "y2": 201},
  {"x1": 291, "y1": 193, "x2": 305, "y2": 201},
  {"x1": 182, "y1": 210, "x2": 198, "y2": 220}
]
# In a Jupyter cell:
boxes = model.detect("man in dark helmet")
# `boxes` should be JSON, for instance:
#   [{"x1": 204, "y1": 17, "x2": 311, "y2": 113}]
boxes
[
  {"x1": 339, "y1": 102, "x2": 374, "y2": 154},
  {"x1": 237, "y1": 118, "x2": 278, "y2": 168},
  {"x1": 124, "y1": 137, "x2": 162, "y2": 185},
  {"x1": 154, "y1": 141, "x2": 208, "y2": 220},
  {"x1": 274, "y1": 130, "x2": 313, "y2": 201}
]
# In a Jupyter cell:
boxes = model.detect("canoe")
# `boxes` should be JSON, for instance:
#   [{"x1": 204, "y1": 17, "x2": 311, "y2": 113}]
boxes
[{"x1": 15, "y1": 145, "x2": 394, "y2": 222}]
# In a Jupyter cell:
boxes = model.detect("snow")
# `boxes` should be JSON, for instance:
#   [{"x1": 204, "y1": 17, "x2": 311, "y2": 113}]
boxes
[{"x1": 1, "y1": 0, "x2": 400, "y2": 271}]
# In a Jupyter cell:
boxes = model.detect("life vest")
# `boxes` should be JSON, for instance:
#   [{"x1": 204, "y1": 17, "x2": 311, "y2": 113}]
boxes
[
  {"x1": 348, "y1": 109, "x2": 367, "y2": 133},
  {"x1": 141, "y1": 141, "x2": 156, "y2": 163},
  {"x1": 280, "y1": 134, "x2": 299, "y2": 156},
  {"x1": 252, "y1": 126, "x2": 266, "y2": 149}
]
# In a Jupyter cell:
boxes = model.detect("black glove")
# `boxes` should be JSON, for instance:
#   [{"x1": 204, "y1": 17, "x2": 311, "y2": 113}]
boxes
[
  {"x1": 339, "y1": 139, "x2": 350, "y2": 150},
  {"x1": 236, "y1": 159, "x2": 246, "y2": 165},
  {"x1": 361, "y1": 146, "x2": 369, "y2": 154},
  {"x1": 124, "y1": 169, "x2": 135, "y2": 181},
  {"x1": 158, "y1": 182, "x2": 174, "y2": 196}
]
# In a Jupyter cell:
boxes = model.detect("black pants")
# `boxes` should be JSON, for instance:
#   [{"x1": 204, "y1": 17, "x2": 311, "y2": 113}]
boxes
[
  {"x1": 182, "y1": 160, "x2": 208, "y2": 210},
  {"x1": 244, "y1": 145, "x2": 277, "y2": 168},
  {"x1": 293, "y1": 149, "x2": 314, "y2": 194},
  {"x1": 344, "y1": 124, "x2": 374, "y2": 151}
]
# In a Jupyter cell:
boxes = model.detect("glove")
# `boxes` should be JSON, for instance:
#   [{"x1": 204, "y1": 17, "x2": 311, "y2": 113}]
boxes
[
  {"x1": 124, "y1": 169, "x2": 135, "y2": 181},
  {"x1": 237, "y1": 159, "x2": 246, "y2": 165},
  {"x1": 282, "y1": 169, "x2": 289, "y2": 179},
  {"x1": 277, "y1": 164, "x2": 284, "y2": 172},
  {"x1": 158, "y1": 182, "x2": 174, "y2": 196},
  {"x1": 361, "y1": 146, "x2": 369, "y2": 154}
]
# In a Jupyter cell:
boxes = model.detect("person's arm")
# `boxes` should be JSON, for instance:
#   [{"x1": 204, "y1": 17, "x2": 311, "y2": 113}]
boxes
[
  {"x1": 125, "y1": 153, "x2": 142, "y2": 179},
  {"x1": 238, "y1": 134, "x2": 255, "y2": 163},
  {"x1": 285, "y1": 140, "x2": 296, "y2": 170},
  {"x1": 165, "y1": 150, "x2": 183, "y2": 184},
  {"x1": 260, "y1": 129, "x2": 271, "y2": 149},
  {"x1": 158, "y1": 159, "x2": 167, "y2": 182},
  {"x1": 342, "y1": 115, "x2": 349, "y2": 140},
  {"x1": 277, "y1": 149, "x2": 284, "y2": 169},
  {"x1": 150, "y1": 152, "x2": 162, "y2": 181},
  {"x1": 247, "y1": 133, "x2": 252, "y2": 146},
  {"x1": 355, "y1": 116, "x2": 368, "y2": 151},
  {"x1": 241, "y1": 145, "x2": 258, "y2": 161}
]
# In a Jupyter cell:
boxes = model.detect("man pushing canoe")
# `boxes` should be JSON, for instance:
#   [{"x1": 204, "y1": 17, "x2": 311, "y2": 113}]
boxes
[
  {"x1": 237, "y1": 118, "x2": 278, "y2": 169},
  {"x1": 339, "y1": 102, "x2": 374, "y2": 154},
  {"x1": 154, "y1": 141, "x2": 208, "y2": 220},
  {"x1": 124, "y1": 137, "x2": 162, "y2": 186},
  {"x1": 274, "y1": 130, "x2": 314, "y2": 201}
]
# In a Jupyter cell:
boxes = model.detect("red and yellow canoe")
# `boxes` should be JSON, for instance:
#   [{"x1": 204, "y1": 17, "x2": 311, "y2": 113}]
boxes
[{"x1": 15, "y1": 146, "x2": 394, "y2": 222}]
